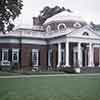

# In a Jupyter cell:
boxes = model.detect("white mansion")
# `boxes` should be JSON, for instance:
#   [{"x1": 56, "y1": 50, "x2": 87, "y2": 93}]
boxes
[{"x1": 0, "y1": 10, "x2": 100, "y2": 73}]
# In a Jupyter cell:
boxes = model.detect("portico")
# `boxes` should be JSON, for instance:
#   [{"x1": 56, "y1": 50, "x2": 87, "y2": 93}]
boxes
[{"x1": 57, "y1": 41, "x2": 100, "y2": 68}]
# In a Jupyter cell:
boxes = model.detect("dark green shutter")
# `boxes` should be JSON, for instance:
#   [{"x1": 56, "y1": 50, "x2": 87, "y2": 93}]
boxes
[{"x1": 8, "y1": 49, "x2": 12, "y2": 62}]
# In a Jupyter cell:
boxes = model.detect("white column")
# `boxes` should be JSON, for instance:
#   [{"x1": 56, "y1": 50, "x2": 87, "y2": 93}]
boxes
[
  {"x1": 78, "y1": 42, "x2": 82, "y2": 67},
  {"x1": 57, "y1": 43, "x2": 61, "y2": 67},
  {"x1": 65, "y1": 41, "x2": 70, "y2": 67},
  {"x1": 88, "y1": 43, "x2": 94, "y2": 67}
]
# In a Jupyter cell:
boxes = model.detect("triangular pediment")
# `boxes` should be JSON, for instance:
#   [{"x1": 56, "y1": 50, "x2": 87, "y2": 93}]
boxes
[{"x1": 67, "y1": 26, "x2": 100, "y2": 39}]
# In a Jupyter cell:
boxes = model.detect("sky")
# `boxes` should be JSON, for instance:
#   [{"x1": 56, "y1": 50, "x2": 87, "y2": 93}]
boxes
[{"x1": 15, "y1": 0, "x2": 100, "y2": 28}]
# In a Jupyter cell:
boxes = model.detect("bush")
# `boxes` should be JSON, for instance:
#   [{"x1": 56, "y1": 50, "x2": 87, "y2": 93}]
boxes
[{"x1": 58, "y1": 67, "x2": 76, "y2": 73}]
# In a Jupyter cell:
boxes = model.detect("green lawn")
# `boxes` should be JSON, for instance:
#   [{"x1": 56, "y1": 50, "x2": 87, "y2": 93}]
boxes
[{"x1": 0, "y1": 75, "x2": 100, "y2": 100}]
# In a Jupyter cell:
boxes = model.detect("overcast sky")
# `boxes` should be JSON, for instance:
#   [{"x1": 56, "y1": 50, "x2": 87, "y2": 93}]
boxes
[{"x1": 15, "y1": 0, "x2": 100, "y2": 28}]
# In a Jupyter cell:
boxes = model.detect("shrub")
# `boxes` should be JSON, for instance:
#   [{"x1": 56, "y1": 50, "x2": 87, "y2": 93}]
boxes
[{"x1": 58, "y1": 67, "x2": 76, "y2": 73}]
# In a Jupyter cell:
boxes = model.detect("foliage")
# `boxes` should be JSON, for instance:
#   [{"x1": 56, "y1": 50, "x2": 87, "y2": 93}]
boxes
[
  {"x1": 38, "y1": 6, "x2": 67, "y2": 25},
  {"x1": 58, "y1": 67, "x2": 76, "y2": 73},
  {"x1": 0, "y1": 0, "x2": 23, "y2": 33}
]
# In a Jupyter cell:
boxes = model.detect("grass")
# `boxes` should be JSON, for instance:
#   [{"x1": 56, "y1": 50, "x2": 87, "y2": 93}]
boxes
[
  {"x1": 0, "y1": 71, "x2": 20, "y2": 76},
  {"x1": 0, "y1": 75, "x2": 100, "y2": 100}
]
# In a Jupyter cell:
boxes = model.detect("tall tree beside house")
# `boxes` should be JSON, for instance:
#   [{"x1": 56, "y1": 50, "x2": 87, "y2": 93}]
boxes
[
  {"x1": 37, "y1": 6, "x2": 72, "y2": 25},
  {"x1": 38, "y1": 6, "x2": 66, "y2": 25},
  {"x1": 0, "y1": 0, "x2": 23, "y2": 33}
]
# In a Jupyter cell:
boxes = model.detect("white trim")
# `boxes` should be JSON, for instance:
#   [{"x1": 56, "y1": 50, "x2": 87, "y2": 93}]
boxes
[
  {"x1": 93, "y1": 44, "x2": 100, "y2": 48},
  {"x1": 57, "y1": 23, "x2": 67, "y2": 31},
  {"x1": 0, "y1": 38, "x2": 47, "y2": 45}
]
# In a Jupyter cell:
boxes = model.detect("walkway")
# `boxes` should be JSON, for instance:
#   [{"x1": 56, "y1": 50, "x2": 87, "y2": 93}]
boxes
[{"x1": 0, "y1": 73, "x2": 100, "y2": 79}]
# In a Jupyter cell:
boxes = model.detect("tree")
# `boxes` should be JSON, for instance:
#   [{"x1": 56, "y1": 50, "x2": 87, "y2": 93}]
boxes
[
  {"x1": 37, "y1": 6, "x2": 72, "y2": 25},
  {"x1": 0, "y1": 0, "x2": 23, "y2": 33},
  {"x1": 38, "y1": 6, "x2": 66, "y2": 25}
]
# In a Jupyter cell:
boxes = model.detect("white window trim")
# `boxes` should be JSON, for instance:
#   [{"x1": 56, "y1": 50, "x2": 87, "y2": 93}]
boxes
[
  {"x1": 48, "y1": 49, "x2": 52, "y2": 66},
  {"x1": 32, "y1": 49, "x2": 39, "y2": 66},
  {"x1": 2, "y1": 49, "x2": 8, "y2": 61},
  {"x1": 57, "y1": 23, "x2": 66, "y2": 31},
  {"x1": 12, "y1": 49, "x2": 19, "y2": 63},
  {"x1": 1, "y1": 49, "x2": 10, "y2": 66}
]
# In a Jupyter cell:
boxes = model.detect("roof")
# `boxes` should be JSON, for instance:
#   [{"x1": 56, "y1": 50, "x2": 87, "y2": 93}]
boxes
[
  {"x1": 95, "y1": 24, "x2": 100, "y2": 31},
  {"x1": 44, "y1": 10, "x2": 86, "y2": 24}
]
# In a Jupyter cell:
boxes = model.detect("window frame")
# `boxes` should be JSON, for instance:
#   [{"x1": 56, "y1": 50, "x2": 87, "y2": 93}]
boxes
[
  {"x1": 57, "y1": 23, "x2": 67, "y2": 31},
  {"x1": 32, "y1": 49, "x2": 39, "y2": 66},
  {"x1": 2, "y1": 49, "x2": 9, "y2": 61}
]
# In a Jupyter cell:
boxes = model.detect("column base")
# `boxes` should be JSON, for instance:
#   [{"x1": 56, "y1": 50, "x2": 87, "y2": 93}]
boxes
[
  {"x1": 74, "y1": 68, "x2": 80, "y2": 73},
  {"x1": 88, "y1": 64, "x2": 94, "y2": 67},
  {"x1": 63, "y1": 65, "x2": 70, "y2": 67},
  {"x1": 57, "y1": 64, "x2": 60, "y2": 68}
]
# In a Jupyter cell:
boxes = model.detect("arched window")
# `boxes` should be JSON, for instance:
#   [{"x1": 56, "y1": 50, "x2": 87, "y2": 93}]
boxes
[
  {"x1": 46, "y1": 25, "x2": 51, "y2": 32},
  {"x1": 73, "y1": 22, "x2": 82, "y2": 28},
  {"x1": 57, "y1": 23, "x2": 66, "y2": 31},
  {"x1": 83, "y1": 32, "x2": 89, "y2": 36}
]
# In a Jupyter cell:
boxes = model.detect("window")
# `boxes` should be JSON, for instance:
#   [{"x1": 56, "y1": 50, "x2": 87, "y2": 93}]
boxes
[
  {"x1": 2, "y1": 49, "x2": 8, "y2": 61},
  {"x1": 12, "y1": 49, "x2": 19, "y2": 63},
  {"x1": 83, "y1": 32, "x2": 89, "y2": 36},
  {"x1": 58, "y1": 23, "x2": 66, "y2": 31},
  {"x1": 73, "y1": 22, "x2": 82, "y2": 28},
  {"x1": 32, "y1": 49, "x2": 39, "y2": 66},
  {"x1": 46, "y1": 25, "x2": 51, "y2": 32}
]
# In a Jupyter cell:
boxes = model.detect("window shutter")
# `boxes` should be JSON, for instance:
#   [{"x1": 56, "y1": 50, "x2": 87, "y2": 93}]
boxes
[
  {"x1": 8, "y1": 49, "x2": 12, "y2": 62},
  {"x1": 19, "y1": 49, "x2": 21, "y2": 64},
  {"x1": 38, "y1": 50, "x2": 40, "y2": 66}
]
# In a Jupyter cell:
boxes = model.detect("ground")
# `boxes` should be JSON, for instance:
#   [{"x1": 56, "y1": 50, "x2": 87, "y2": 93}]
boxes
[{"x1": 0, "y1": 74, "x2": 100, "y2": 100}]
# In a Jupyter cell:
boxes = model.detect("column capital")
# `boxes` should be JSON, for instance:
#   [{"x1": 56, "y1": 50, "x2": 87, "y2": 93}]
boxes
[
  {"x1": 89, "y1": 42, "x2": 93, "y2": 46},
  {"x1": 78, "y1": 42, "x2": 82, "y2": 44}
]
